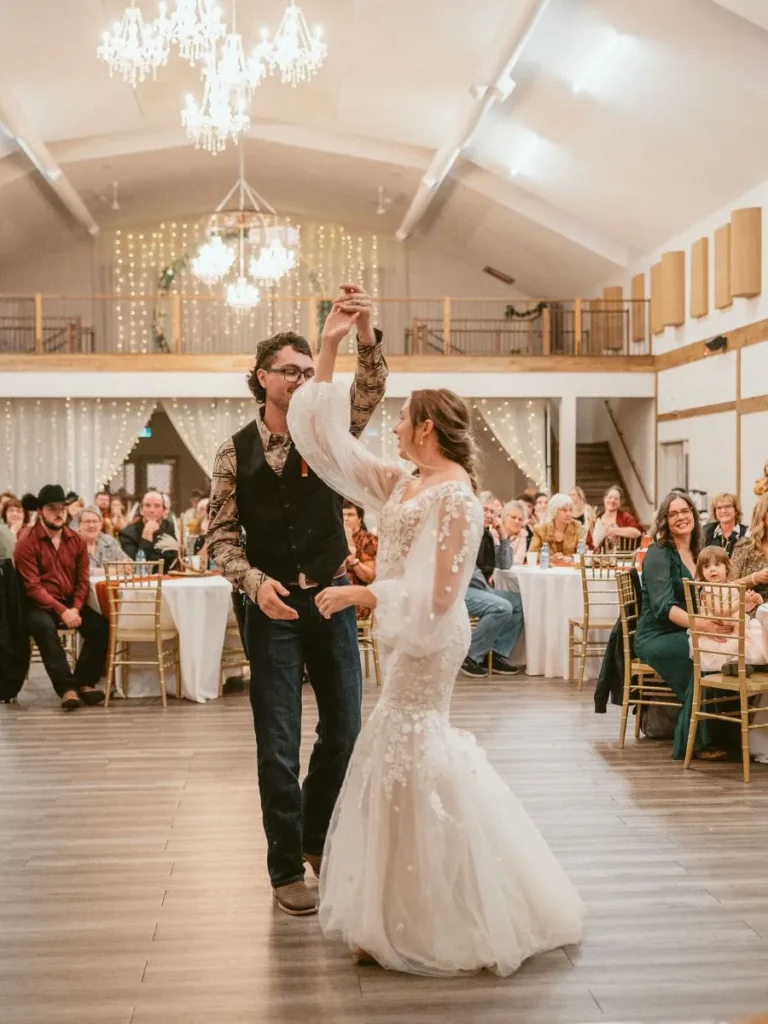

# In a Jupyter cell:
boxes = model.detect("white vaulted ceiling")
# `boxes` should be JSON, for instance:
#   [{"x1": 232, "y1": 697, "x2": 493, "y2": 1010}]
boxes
[{"x1": 2, "y1": 0, "x2": 768, "y2": 294}]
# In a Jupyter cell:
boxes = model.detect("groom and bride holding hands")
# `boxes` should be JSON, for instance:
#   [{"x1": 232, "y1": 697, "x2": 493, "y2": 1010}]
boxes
[{"x1": 207, "y1": 284, "x2": 583, "y2": 978}]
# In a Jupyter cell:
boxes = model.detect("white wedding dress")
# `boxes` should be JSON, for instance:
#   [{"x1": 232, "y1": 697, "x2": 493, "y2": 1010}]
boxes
[{"x1": 288, "y1": 381, "x2": 584, "y2": 977}]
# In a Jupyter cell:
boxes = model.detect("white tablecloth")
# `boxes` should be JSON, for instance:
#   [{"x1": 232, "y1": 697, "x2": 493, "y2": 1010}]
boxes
[
  {"x1": 88, "y1": 575, "x2": 234, "y2": 703},
  {"x1": 494, "y1": 565, "x2": 618, "y2": 681}
]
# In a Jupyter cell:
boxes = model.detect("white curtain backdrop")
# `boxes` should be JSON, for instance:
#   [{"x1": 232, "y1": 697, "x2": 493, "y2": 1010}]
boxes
[
  {"x1": 1, "y1": 398, "x2": 156, "y2": 500},
  {"x1": 474, "y1": 399, "x2": 547, "y2": 490},
  {"x1": 163, "y1": 399, "x2": 255, "y2": 477}
]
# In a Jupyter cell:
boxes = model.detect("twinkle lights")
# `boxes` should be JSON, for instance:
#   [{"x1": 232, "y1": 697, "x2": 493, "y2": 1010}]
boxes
[
  {"x1": 258, "y1": 1, "x2": 326, "y2": 86},
  {"x1": 474, "y1": 399, "x2": 546, "y2": 489}
]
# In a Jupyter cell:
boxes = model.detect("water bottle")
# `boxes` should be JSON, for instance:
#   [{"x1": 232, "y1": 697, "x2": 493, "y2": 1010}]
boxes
[
  {"x1": 575, "y1": 540, "x2": 585, "y2": 567},
  {"x1": 540, "y1": 543, "x2": 550, "y2": 570},
  {"x1": 135, "y1": 549, "x2": 146, "y2": 577}
]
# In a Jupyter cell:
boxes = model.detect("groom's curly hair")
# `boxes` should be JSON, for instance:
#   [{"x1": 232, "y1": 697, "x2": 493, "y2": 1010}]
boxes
[{"x1": 246, "y1": 331, "x2": 312, "y2": 403}]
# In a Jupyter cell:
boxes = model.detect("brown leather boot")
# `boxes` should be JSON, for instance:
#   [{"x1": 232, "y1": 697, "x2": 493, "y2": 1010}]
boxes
[
  {"x1": 272, "y1": 880, "x2": 318, "y2": 916},
  {"x1": 303, "y1": 852, "x2": 322, "y2": 879}
]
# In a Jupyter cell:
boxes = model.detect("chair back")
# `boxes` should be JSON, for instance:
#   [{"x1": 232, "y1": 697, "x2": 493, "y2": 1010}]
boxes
[
  {"x1": 598, "y1": 534, "x2": 640, "y2": 555},
  {"x1": 104, "y1": 560, "x2": 168, "y2": 636},
  {"x1": 683, "y1": 578, "x2": 747, "y2": 682},
  {"x1": 579, "y1": 553, "x2": 625, "y2": 628},
  {"x1": 616, "y1": 569, "x2": 640, "y2": 669}
]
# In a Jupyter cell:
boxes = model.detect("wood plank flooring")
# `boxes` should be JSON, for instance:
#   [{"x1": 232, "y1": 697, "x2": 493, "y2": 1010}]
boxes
[{"x1": 3, "y1": 669, "x2": 768, "y2": 1024}]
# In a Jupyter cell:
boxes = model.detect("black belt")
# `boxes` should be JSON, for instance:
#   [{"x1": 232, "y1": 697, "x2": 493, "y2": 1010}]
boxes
[{"x1": 287, "y1": 568, "x2": 347, "y2": 590}]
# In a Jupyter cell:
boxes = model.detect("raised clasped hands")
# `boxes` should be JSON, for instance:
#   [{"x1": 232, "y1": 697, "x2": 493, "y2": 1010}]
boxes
[{"x1": 320, "y1": 284, "x2": 375, "y2": 348}]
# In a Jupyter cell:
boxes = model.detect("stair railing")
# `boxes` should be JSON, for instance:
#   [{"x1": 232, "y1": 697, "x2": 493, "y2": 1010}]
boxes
[{"x1": 603, "y1": 401, "x2": 652, "y2": 507}]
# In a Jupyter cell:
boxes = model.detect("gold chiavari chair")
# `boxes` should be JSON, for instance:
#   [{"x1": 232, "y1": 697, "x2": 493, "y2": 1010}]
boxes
[
  {"x1": 683, "y1": 579, "x2": 768, "y2": 783},
  {"x1": 28, "y1": 629, "x2": 79, "y2": 677},
  {"x1": 357, "y1": 615, "x2": 382, "y2": 686},
  {"x1": 103, "y1": 561, "x2": 181, "y2": 708},
  {"x1": 597, "y1": 534, "x2": 641, "y2": 555},
  {"x1": 219, "y1": 609, "x2": 249, "y2": 697},
  {"x1": 569, "y1": 552, "x2": 634, "y2": 691},
  {"x1": 615, "y1": 569, "x2": 680, "y2": 747}
]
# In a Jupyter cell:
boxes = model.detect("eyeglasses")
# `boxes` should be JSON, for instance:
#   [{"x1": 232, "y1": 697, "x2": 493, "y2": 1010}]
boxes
[
  {"x1": 667, "y1": 509, "x2": 693, "y2": 522},
  {"x1": 267, "y1": 367, "x2": 315, "y2": 383},
  {"x1": 715, "y1": 504, "x2": 735, "y2": 513}
]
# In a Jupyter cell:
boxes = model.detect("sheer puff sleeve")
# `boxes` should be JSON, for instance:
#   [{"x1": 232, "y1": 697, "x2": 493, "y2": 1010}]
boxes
[
  {"x1": 287, "y1": 380, "x2": 403, "y2": 512},
  {"x1": 369, "y1": 482, "x2": 483, "y2": 659}
]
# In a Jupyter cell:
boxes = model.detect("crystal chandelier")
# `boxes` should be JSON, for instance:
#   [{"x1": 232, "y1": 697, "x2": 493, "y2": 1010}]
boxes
[
  {"x1": 249, "y1": 232, "x2": 298, "y2": 283},
  {"x1": 97, "y1": 1, "x2": 168, "y2": 87},
  {"x1": 182, "y1": 1, "x2": 267, "y2": 153},
  {"x1": 258, "y1": 1, "x2": 327, "y2": 86},
  {"x1": 191, "y1": 233, "x2": 235, "y2": 285},
  {"x1": 226, "y1": 275, "x2": 260, "y2": 310},
  {"x1": 155, "y1": 0, "x2": 226, "y2": 65}
]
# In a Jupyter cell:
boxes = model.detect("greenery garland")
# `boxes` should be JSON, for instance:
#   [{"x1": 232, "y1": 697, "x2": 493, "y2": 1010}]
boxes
[{"x1": 504, "y1": 300, "x2": 548, "y2": 320}]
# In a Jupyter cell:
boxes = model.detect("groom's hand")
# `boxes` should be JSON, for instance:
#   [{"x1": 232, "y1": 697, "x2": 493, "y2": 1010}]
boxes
[
  {"x1": 320, "y1": 285, "x2": 374, "y2": 348},
  {"x1": 257, "y1": 578, "x2": 299, "y2": 621}
]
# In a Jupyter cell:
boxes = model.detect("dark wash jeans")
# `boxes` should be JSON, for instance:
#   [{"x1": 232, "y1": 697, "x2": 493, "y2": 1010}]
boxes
[{"x1": 245, "y1": 577, "x2": 362, "y2": 887}]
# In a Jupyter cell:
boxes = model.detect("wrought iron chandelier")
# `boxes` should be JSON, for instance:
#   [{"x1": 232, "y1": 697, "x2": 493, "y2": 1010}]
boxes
[{"x1": 192, "y1": 147, "x2": 299, "y2": 309}]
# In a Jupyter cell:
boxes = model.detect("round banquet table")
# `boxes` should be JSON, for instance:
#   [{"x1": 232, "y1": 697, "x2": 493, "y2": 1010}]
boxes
[
  {"x1": 494, "y1": 565, "x2": 618, "y2": 681},
  {"x1": 88, "y1": 574, "x2": 234, "y2": 703}
]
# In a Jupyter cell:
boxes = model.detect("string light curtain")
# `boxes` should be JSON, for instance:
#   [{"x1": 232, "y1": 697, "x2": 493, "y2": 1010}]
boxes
[
  {"x1": 474, "y1": 399, "x2": 546, "y2": 490},
  {"x1": 1, "y1": 398, "x2": 155, "y2": 499},
  {"x1": 163, "y1": 398, "x2": 254, "y2": 476}
]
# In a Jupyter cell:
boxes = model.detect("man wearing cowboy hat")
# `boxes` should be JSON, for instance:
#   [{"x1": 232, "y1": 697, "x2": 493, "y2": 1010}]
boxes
[{"x1": 14, "y1": 484, "x2": 109, "y2": 711}]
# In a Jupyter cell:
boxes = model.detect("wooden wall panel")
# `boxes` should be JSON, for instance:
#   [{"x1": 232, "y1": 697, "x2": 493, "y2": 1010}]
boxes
[
  {"x1": 602, "y1": 285, "x2": 624, "y2": 351},
  {"x1": 631, "y1": 273, "x2": 646, "y2": 343},
  {"x1": 650, "y1": 261, "x2": 664, "y2": 335},
  {"x1": 730, "y1": 206, "x2": 762, "y2": 298},
  {"x1": 715, "y1": 223, "x2": 732, "y2": 309},
  {"x1": 661, "y1": 251, "x2": 685, "y2": 327},
  {"x1": 690, "y1": 237, "x2": 709, "y2": 318}
]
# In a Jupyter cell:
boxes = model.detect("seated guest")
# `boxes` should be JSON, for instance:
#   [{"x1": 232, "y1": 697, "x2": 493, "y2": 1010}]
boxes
[
  {"x1": 78, "y1": 506, "x2": 131, "y2": 570},
  {"x1": 529, "y1": 493, "x2": 580, "y2": 564},
  {"x1": 66, "y1": 492, "x2": 84, "y2": 527},
  {"x1": 119, "y1": 489, "x2": 179, "y2": 572},
  {"x1": 2, "y1": 498, "x2": 30, "y2": 539},
  {"x1": 755, "y1": 460, "x2": 768, "y2": 498},
  {"x1": 586, "y1": 485, "x2": 642, "y2": 551},
  {"x1": 182, "y1": 489, "x2": 205, "y2": 535},
  {"x1": 14, "y1": 484, "x2": 109, "y2": 711},
  {"x1": 634, "y1": 492, "x2": 728, "y2": 761},
  {"x1": 107, "y1": 496, "x2": 128, "y2": 537},
  {"x1": 162, "y1": 493, "x2": 179, "y2": 535},
  {"x1": 532, "y1": 491, "x2": 549, "y2": 526},
  {"x1": 0, "y1": 491, "x2": 17, "y2": 519},
  {"x1": 342, "y1": 501, "x2": 378, "y2": 616},
  {"x1": 0, "y1": 521, "x2": 15, "y2": 559},
  {"x1": 569, "y1": 486, "x2": 594, "y2": 528},
  {"x1": 703, "y1": 492, "x2": 748, "y2": 556},
  {"x1": 462, "y1": 497, "x2": 523, "y2": 678},
  {"x1": 192, "y1": 498, "x2": 214, "y2": 567},
  {"x1": 731, "y1": 493, "x2": 768, "y2": 603},
  {"x1": 501, "y1": 500, "x2": 530, "y2": 565}
]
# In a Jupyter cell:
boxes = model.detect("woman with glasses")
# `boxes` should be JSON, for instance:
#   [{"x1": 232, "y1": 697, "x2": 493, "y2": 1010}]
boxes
[
  {"x1": 703, "y1": 492, "x2": 747, "y2": 557},
  {"x1": 635, "y1": 492, "x2": 730, "y2": 761}
]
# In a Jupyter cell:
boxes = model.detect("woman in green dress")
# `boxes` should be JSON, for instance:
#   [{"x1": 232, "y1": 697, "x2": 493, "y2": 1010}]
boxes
[{"x1": 635, "y1": 492, "x2": 732, "y2": 760}]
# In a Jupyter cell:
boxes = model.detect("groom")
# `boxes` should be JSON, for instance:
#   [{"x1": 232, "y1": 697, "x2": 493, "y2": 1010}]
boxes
[{"x1": 208, "y1": 285, "x2": 387, "y2": 915}]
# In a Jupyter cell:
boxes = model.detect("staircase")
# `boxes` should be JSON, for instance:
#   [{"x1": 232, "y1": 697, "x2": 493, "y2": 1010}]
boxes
[{"x1": 576, "y1": 442, "x2": 638, "y2": 521}]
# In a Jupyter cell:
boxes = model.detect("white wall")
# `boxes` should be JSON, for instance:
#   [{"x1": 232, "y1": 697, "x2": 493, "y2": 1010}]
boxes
[
  {"x1": 657, "y1": 411, "x2": 737, "y2": 505},
  {"x1": 741, "y1": 410, "x2": 768, "y2": 519},
  {"x1": 657, "y1": 352, "x2": 737, "y2": 414}
]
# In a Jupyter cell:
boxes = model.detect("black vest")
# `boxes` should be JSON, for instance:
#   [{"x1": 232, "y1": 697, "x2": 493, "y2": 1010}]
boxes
[{"x1": 232, "y1": 419, "x2": 348, "y2": 586}]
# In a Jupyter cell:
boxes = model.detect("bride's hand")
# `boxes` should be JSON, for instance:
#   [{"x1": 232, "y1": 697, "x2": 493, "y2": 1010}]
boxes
[{"x1": 316, "y1": 584, "x2": 373, "y2": 618}]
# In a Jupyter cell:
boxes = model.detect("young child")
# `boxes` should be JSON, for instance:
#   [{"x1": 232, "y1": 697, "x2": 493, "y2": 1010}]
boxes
[{"x1": 692, "y1": 546, "x2": 768, "y2": 672}]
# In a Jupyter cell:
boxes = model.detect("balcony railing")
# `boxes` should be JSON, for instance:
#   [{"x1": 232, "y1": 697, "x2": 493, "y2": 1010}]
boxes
[{"x1": 0, "y1": 294, "x2": 651, "y2": 358}]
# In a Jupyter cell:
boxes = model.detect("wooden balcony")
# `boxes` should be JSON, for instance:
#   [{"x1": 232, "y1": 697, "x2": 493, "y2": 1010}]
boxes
[{"x1": 0, "y1": 294, "x2": 653, "y2": 371}]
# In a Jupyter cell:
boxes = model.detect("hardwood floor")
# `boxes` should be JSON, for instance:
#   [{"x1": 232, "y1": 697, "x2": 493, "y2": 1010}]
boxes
[{"x1": 3, "y1": 669, "x2": 768, "y2": 1024}]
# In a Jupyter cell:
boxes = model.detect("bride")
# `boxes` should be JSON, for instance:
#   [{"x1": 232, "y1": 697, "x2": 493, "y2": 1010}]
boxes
[{"x1": 287, "y1": 332, "x2": 583, "y2": 978}]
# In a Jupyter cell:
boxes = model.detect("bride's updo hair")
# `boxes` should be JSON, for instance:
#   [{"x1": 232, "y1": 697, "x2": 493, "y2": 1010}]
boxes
[{"x1": 408, "y1": 389, "x2": 481, "y2": 493}]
